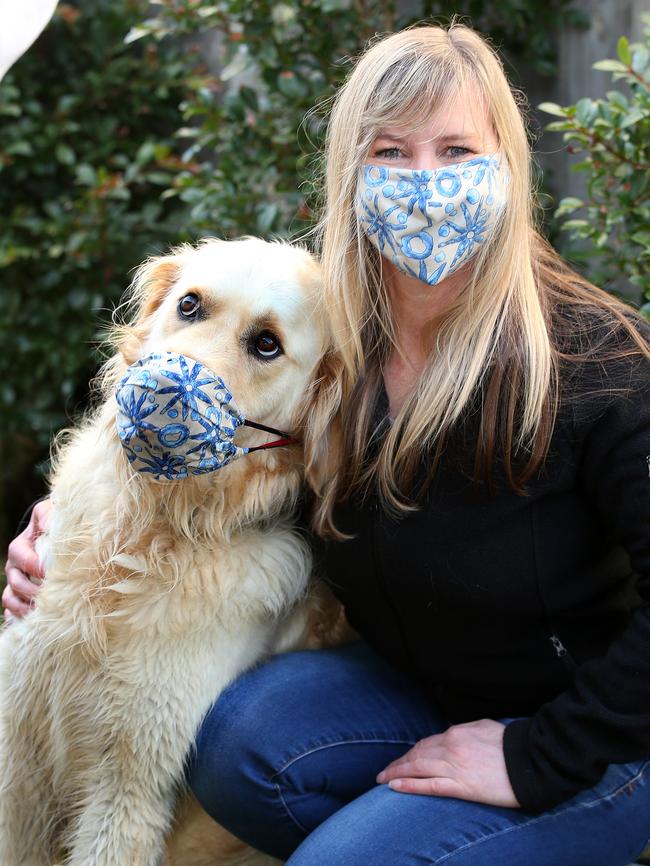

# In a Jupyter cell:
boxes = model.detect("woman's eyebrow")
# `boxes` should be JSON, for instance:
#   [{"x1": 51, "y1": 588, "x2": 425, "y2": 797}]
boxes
[
  {"x1": 437, "y1": 131, "x2": 478, "y2": 140},
  {"x1": 421, "y1": 130, "x2": 480, "y2": 142},
  {"x1": 374, "y1": 129, "x2": 480, "y2": 143},
  {"x1": 374, "y1": 132, "x2": 407, "y2": 142}
]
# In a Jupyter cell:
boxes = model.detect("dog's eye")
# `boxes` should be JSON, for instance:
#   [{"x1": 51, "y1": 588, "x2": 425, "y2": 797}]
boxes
[
  {"x1": 178, "y1": 293, "x2": 201, "y2": 320},
  {"x1": 250, "y1": 331, "x2": 282, "y2": 360}
]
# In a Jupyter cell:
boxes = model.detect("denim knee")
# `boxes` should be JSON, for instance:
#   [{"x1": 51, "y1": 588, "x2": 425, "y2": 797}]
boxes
[
  {"x1": 185, "y1": 652, "x2": 322, "y2": 859},
  {"x1": 185, "y1": 643, "x2": 443, "y2": 861},
  {"x1": 187, "y1": 664, "x2": 279, "y2": 820}
]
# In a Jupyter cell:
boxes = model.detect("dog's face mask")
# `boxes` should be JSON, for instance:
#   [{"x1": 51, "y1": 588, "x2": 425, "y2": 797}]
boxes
[{"x1": 116, "y1": 351, "x2": 294, "y2": 481}]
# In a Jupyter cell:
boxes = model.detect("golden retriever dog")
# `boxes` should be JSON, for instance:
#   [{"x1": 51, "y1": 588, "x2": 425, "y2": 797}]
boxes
[{"x1": 0, "y1": 237, "x2": 344, "y2": 866}]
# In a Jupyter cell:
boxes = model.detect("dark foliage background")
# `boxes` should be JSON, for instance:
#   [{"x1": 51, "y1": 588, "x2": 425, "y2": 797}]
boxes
[{"x1": 540, "y1": 23, "x2": 650, "y2": 305}]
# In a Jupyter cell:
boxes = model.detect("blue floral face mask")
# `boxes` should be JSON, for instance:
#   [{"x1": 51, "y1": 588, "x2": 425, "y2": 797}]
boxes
[
  {"x1": 356, "y1": 153, "x2": 509, "y2": 285},
  {"x1": 115, "y1": 352, "x2": 294, "y2": 481}
]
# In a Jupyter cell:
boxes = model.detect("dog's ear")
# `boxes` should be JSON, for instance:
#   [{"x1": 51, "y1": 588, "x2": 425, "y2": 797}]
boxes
[
  {"x1": 116, "y1": 254, "x2": 182, "y2": 364},
  {"x1": 136, "y1": 257, "x2": 181, "y2": 321}
]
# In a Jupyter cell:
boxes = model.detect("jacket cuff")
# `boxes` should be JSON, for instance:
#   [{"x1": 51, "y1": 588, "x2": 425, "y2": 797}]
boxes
[{"x1": 502, "y1": 718, "x2": 565, "y2": 814}]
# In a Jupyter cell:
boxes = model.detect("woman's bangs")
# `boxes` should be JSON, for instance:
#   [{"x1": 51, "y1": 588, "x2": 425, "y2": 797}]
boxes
[{"x1": 364, "y1": 58, "x2": 480, "y2": 144}]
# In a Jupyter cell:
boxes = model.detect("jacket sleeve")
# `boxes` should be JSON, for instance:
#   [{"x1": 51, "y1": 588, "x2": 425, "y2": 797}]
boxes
[{"x1": 502, "y1": 350, "x2": 650, "y2": 813}]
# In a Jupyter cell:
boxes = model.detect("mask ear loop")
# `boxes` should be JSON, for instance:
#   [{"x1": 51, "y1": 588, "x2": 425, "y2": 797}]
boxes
[{"x1": 243, "y1": 419, "x2": 298, "y2": 451}]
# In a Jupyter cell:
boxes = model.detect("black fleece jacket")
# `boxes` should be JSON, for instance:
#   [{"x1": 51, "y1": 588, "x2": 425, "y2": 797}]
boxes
[{"x1": 312, "y1": 321, "x2": 650, "y2": 814}]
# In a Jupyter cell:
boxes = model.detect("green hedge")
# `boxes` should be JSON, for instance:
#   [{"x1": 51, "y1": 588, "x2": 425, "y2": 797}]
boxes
[{"x1": 540, "y1": 18, "x2": 650, "y2": 309}]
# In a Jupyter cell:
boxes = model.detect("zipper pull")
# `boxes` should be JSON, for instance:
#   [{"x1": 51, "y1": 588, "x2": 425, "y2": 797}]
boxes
[{"x1": 549, "y1": 634, "x2": 567, "y2": 657}]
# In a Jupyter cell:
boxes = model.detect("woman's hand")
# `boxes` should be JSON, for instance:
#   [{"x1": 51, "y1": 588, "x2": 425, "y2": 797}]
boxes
[
  {"x1": 3, "y1": 498, "x2": 52, "y2": 621},
  {"x1": 376, "y1": 718, "x2": 520, "y2": 808}
]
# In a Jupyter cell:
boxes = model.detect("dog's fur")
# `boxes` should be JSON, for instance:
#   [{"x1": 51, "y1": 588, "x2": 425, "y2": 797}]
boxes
[{"x1": 0, "y1": 238, "x2": 344, "y2": 866}]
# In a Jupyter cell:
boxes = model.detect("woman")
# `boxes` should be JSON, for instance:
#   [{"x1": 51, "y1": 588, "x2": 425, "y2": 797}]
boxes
[{"x1": 5, "y1": 22, "x2": 650, "y2": 866}]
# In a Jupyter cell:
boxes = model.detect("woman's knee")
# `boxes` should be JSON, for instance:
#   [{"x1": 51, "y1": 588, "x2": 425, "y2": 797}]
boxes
[
  {"x1": 188, "y1": 654, "x2": 294, "y2": 806},
  {"x1": 187, "y1": 648, "x2": 360, "y2": 859},
  {"x1": 187, "y1": 649, "x2": 345, "y2": 812},
  {"x1": 188, "y1": 641, "x2": 438, "y2": 814}
]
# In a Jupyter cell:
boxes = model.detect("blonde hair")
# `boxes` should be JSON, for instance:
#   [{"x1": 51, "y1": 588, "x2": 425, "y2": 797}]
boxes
[{"x1": 306, "y1": 22, "x2": 649, "y2": 537}]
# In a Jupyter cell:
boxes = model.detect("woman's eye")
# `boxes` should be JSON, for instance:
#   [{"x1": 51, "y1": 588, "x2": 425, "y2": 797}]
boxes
[
  {"x1": 447, "y1": 146, "x2": 471, "y2": 159},
  {"x1": 177, "y1": 293, "x2": 201, "y2": 319},
  {"x1": 250, "y1": 331, "x2": 282, "y2": 361},
  {"x1": 374, "y1": 147, "x2": 403, "y2": 160}
]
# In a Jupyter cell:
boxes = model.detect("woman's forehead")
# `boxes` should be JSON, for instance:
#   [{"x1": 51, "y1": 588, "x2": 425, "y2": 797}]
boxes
[{"x1": 373, "y1": 93, "x2": 495, "y2": 145}]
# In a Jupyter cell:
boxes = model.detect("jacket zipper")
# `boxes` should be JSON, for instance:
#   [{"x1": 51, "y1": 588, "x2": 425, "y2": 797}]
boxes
[
  {"x1": 549, "y1": 634, "x2": 568, "y2": 657},
  {"x1": 548, "y1": 631, "x2": 577, "y2": 673},
  {"x1": 531, "y1": 502, "x2": 577, "y2": 673}
]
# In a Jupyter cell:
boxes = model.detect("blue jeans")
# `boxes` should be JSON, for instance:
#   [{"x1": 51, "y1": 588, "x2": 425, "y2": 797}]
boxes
[{"x1": 187, "y1": 642, "x2": 650, "y2": 865}]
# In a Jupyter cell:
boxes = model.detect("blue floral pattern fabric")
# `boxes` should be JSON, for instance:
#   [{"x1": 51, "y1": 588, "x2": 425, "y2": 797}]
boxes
[
  {"x1": 356, "y1": 154, "x2": 509, "y2": 285},
  {"x1": 115, "y1": 352, "x2": 248, "y2": 480}
]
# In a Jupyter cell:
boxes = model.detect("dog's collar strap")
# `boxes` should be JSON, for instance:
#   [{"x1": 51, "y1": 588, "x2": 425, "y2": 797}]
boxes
[{"x1": 244, "y1": 419, "x2": 298, "y2": 451}]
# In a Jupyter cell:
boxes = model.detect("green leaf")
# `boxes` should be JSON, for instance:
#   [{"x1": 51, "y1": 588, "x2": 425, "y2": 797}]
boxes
[
  {"x1": 176, "y1": 126, "x2": 199, "y2": 138},
  {"x1": 6, "y1": 140, "x2": 33, "y2": 157},
  {"x1": 179, "y1": 187, "x2": 204, "y2": 204},
  {"x1": 256, "y1": 202, "x2": 278, "y2": 233},
  {"x1": 75, "y1": 164, "x2": 96, "y2": 186},
  {"x1": 554, "y1": 197, "x2": 583, "y2": 217},
  {"x1": 632, "y1": 46, "x2": 650, "y2": 74},
  {"x1": 545, "y1": 121, "x2": 574, "y2": 132},
  {"x1": 124, "y1": 26, "x2": 150, "y2": 44},
  {"x1": 221, "y1": 48, "x2": 251, "y2": 82},
  {"x1": 66, "y1": 232, "x2": 86, "y2": 253},
  {"x1": 538, "y1": 101, "x2": 566, "y2": 117},
  {"x1": 617, "y1": 36, "x2": 632, "y2": 66},
  {"x1": 571, "y1": 158, "x2": 594, "y2": 172},
  {"x1": 145, "y1": 171, "x2": 171, "y2": 185},
  {"x1": 136, "y1": 141, "x2": 157, "y2": 165},
  {"x1": 592, "y1": 59, "x2": 627, "y2": 73},
  {"x1": 277, "y1": 72, "x2": 308, "y2": 100},
  {"x1": 56, "y1": 144, "x2": 76, "y2": 166},
  {"x1": 575, "y1": 98, "x2": 596, "y2": 126},
  {"x1": 197, "y1": 6, "x2": 220, "y2": 17},
  {"x1": 619, "y1": 108, "x2": 645, "y2": 129},
  {"x1": 317, "y1": 0, "x2": 349, "y2": 11},
  {"x1": 630, "y1": 232, "x2": 650, "y2": 248},
  {"x1": 606, "y1": 91, "x2": 628, "y2": 111}
]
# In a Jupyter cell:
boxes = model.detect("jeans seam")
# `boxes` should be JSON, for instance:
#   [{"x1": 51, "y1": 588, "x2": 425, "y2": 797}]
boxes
[
  {"x1": 270, "y1": 737, "x2": 416, "y2": 780},
  {"x1": 434, "y1": 759, "x2": 650, "y2": 865},
  {"x1": 274, "y1": 781, "x2": 311, "y2": 835},
  {"x1": 269, "y1": 737, "x2": 416, "y2": 834}
]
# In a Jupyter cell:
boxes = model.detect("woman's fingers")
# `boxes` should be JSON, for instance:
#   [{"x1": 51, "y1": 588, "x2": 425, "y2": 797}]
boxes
[
  {"x1": 376, "y1": 720, "x2": 519, "y2": 808},
  {"x1": 2, "y1": 577, "x2": 32, "y2": 619},
  {"x1": 7, "y1": 499, "x2": 51, "y2": 582},
  {"x1": 6, "y1": 565, "x2": 41, "y2": 603},
  {"x1": 377, "y1": 737, "x2": 444, "y2": 780},
  {"x1": 387, "y1": 776, "x2": 464, "y2": 797},
  {"x1": 6, "y1": 534, "x2": 42, "y2": 582},
  {"x1": 378, "y1": 756, "x2": 450, "y2": 782},
  {"x1": 3, "y1": 497, "x2": 51, "y2": 620}
]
